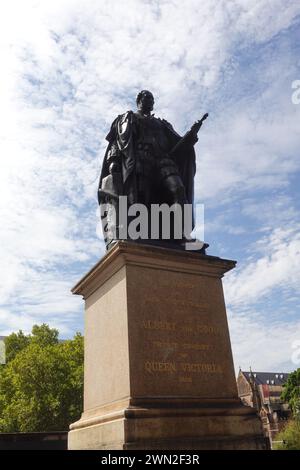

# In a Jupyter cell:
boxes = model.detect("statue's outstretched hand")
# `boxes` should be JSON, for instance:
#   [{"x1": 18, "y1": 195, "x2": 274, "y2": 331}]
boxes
[
  {"x1": 191, "y1": 113, "x2": 209, "y2": 135},
  {"x1": 169, "y1": 113, "x2": 208, "y2": 156}
]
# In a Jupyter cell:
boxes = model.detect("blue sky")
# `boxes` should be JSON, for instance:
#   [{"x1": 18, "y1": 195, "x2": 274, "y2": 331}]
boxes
[{"x1": 0, "y1": 0, "x2": 299, "y2": 372}]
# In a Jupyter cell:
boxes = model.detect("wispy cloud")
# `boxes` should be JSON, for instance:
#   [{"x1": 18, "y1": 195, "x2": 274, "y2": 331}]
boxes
[
  {"x1": 228, "y1": 310, "x2": 300, "y2": 372},
  {"x1": 225, "y1": 225, "x2": 300, "y2": 308},
  {"x1": 0, "y1": 1, "x2": 299, "y2": 376}
]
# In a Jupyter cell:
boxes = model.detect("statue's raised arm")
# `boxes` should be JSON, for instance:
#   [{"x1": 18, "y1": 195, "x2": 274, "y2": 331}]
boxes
[{"x1": 169, "y1": 113, "x2": 209, "y2": 157}]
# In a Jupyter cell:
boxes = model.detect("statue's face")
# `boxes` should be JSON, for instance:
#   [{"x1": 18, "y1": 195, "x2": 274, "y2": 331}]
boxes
[{"x1": 137, "y1": 91, "x2": 154, "y2": 113}]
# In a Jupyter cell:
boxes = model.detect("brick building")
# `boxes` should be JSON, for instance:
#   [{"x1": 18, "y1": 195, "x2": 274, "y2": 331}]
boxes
[{"x1": 237, "y1": 369, "x2": 290, "y2": 444}]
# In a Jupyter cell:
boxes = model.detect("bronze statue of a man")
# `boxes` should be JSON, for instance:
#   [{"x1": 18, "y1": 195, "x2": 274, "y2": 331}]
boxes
[{"x1": 98, "y1": 90, "x2": 207, "y2": 249}]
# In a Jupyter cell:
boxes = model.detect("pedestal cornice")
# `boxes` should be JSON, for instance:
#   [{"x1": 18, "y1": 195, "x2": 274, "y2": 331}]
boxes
[{"x1": 72, "y1": 241, "x2": 236, "y2": 299}]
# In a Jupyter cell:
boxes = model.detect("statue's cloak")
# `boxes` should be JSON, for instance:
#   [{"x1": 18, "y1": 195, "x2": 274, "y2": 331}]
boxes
[{"x1": 98, "y1": 111, "x2": 196, "y2": 226}]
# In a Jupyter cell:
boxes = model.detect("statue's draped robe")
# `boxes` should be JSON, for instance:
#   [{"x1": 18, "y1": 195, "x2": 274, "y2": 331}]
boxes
[{"x1": 98, "y1": 111, "x2": 196, "y2": 227}]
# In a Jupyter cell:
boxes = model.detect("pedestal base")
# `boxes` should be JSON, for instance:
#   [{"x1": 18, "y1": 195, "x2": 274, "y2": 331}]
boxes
[
  {"x1": 69, "y1": 398, "x2": 267, "y2": 450},
  {"x1": 68, "y1": 241, "x2": 267, "y2": 450}
]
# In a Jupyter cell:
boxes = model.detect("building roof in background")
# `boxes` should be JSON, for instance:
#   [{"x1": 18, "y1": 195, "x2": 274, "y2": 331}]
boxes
[{"x1": 241, "y1": 371, "x2": 289, "y2": 386}]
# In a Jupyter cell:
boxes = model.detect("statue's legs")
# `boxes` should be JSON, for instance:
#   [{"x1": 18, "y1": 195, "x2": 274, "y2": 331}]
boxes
[
  {"x1": 136, "y1": 175, "x2": 152, "y2": 206},
  {"x1": 162, "y1": 174, "x2": 188, "y2": 241},
  {"x1": 162, "y1": 174, "x2": 187, "y2": 205},
  {"x1": 135, "y1": 152, "x2": 189, "y2": 242},
  {"x1": 135, "y1": 145, "x2": 154, "y2": 206}
]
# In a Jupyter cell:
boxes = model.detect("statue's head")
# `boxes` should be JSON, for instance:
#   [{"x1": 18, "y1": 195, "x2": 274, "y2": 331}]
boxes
[{"x1": 136, "y1": 90, "x2": 154, "y2": 113}]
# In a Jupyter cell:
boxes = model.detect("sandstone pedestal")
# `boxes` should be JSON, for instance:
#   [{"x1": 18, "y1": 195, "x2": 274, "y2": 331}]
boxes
[{"x1": 68, "y1": 241, "x2": 267, "y2": 450}]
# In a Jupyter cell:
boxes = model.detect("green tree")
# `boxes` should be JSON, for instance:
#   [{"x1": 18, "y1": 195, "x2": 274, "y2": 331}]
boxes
[
  {"x1": 4, "y1": 330, "x2": 30, "y2": 362},
  {"x1": 281, "y1": 368, "x2": 300, "y2": 415},
  {"x1": 0, "y1": 325, "x2": 83, "y2": 432},
  {"x1": 31, "y1": 324, "x2": 59, "y2": 347},
  {"x1": 273, "y1": 419, "x2": 300, "y2": 450},
  {"x1": 273, "y1": 368, "x2": 300, "y2": 450},
  {"x1": 4, "y1": 324, "x2": 59, "y2": 363}
]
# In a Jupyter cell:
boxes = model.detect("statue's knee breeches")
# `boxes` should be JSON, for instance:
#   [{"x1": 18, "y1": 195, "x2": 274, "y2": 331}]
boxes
[{"x1": 163, "y1": 175, "x2": 187, "y2": 204}]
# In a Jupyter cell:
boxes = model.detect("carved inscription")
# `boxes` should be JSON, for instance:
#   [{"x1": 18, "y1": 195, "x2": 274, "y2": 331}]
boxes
[
  {"x1": 141, "y1": 319, "x2": 223, "y2": 384},
  {"x1": 142, "y1": 319, "x2": 221, "y2": 335},
  {"x1": 144, "y1": 297, "x2": 210, "y2": 312},
  {"x1": 152, "y1": 340, "x2": 210, "y2": 352},
  {"x1": 144, "y1": 361, "x2": 222, "y2": 375},
  {"x1": 143, "y1": 320, "x2": 176, "y2": 331}
]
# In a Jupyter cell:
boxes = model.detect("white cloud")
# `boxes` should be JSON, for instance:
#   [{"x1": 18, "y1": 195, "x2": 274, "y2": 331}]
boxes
[
  {"x1": 0, "y1": 0, "x2": 299, "y2": 370},
  {"x1": 229, "y1": 310, "x2": 300, "y2": 372},
  {"x1": 224, "y1": 225, "x2": 300, "y2": 308},
  {"x1": 234, "y1": 0, "x2": 300, "y2": 42}
]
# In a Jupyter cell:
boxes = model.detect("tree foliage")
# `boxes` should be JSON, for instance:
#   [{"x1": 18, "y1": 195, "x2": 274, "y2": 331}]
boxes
[
  {"x1": 273, "y1": 419, "x2": 300, "y2": 450},
  {"x1": 0, "y1": 324, "x2": 83, "y2": 432},
  {"x1": 4, "y1": 330, "x2": 31, "y2": 363},
  {"x1": 273, "y1": 368, "x2": 300, "y2": 450},
  {"x1": 281, "y1": 368, "x2": 300, "y2": 415}
]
